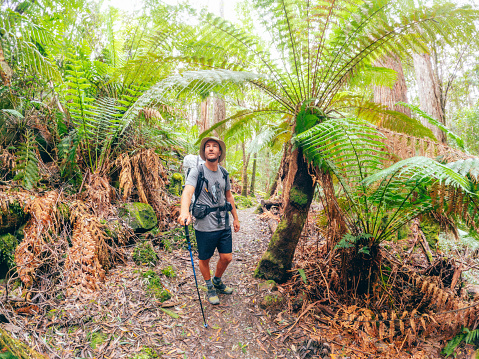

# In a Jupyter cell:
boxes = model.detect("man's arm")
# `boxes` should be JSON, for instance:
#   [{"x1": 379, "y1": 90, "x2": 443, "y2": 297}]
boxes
[
  {"x1": 225, "y1": 190, "x2": 240, "y2": 232},
  {"x1": 178, "y1": 184, "x2": 195, "y2": 225}
]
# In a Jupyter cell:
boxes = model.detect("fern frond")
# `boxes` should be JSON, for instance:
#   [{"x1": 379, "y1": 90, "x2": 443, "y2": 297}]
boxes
[
  {"x1": 446, "y1": 158, "x2": 479, "y2": 182},
  {"x1": 0, "y1": 9, "x2": 60, "y2": 81},
  {"x1": 122, "y1": 69, "x2": 262, "y2": 132},
  {"x1": 398, "y1": 102, "x2": 465, "y2": 150},
  {"x1": 13, "y1": 130, "x2": 39, "y2": 189}
]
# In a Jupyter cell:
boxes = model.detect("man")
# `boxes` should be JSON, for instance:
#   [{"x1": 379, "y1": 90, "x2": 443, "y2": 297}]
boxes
[{"x1": 178, "y1": 137, "x2": 240, "y2": 305}]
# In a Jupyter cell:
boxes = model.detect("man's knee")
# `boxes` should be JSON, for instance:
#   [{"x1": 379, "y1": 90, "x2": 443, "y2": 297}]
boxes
[
  {"x1": 199, "y1": 258, "x2": 210, "y2": 266},
  {"x1": 219, "y1": 253, "x2": 233, "y2": 264}
]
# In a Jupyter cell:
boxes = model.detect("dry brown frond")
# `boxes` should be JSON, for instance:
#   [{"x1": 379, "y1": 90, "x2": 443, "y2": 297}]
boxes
[
  {"x1": 14, "y1": 191, "x2": 60, "y2": 287},
  {"x1": 83, "y1": 172, "x2": 114, "y2": 218},
  {"x1": 116, "y1": 149, "x2": 175, "y2": 231},
  {"x1": 117, "y1": 153, "x2": 133, "y2": 201},
  {"x1": 380, "y1": 128, "x2": 477, "y2": 163},
  {"x1": 0, "y1": 148, "x2": 15, "y2": 171},
  {"x1": 64, "y1": 201, "x2": 109, "y2": 297}
]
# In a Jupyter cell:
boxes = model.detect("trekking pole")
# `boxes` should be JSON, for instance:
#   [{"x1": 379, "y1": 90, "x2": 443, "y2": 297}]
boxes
[{"x1": 184, "y1": 219, "x2": 208, "y2": 328}]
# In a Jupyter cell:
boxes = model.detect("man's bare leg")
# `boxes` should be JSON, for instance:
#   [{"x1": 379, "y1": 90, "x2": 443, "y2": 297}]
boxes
[
  {"x1": 198, "y1": 258, "x2": 211, "y2": 281},
  {"x1": 213, "y1": 253, "x2": 233, "y2": 294},
  {"x1": 215, "y1": 253, "x2": 232, "y2": 278}
]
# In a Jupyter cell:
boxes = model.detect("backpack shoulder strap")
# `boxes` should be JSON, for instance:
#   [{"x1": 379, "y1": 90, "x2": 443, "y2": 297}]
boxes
[
  {"x1": 195, "y1": 164, "x2": 205, "y2": 198},
  {"x1": 219, "y1": 165, "x2": 229, "y2": 195}
]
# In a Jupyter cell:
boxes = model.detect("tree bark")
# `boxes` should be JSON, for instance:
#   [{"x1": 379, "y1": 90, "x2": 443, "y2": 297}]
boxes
[
  {"x1": 250, "y1": 153, "x2": 257, "y2": 196},
  {"x1": 255, "y1": 145, "x2": 316, "y2": 283},
  {"x1": 241, "y1": 142, "x2": 250, "y2": 196},
  {"x1": 373, "y1": 54, "x2": 411, "y2": 116},
  {"x1": 198, "y1": 98, "x2": 210, "y2": 134},
  {"x1": 413, "y1": 53, "x2": 446, "y2": 144},
  {"x1": 211, "y1": 95, "x2": 225, "y2": 137},
  {"x1": 0, "y1": 42, "x2": 13, "y2": 87}
]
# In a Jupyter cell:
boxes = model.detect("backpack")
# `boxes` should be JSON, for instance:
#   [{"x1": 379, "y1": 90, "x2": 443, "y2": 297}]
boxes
[{"x1": 183, "y1": 154, "x2": 205, "y2": 178}]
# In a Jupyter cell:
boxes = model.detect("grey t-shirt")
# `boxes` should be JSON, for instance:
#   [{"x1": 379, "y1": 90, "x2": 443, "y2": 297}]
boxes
[{"x1": 186, "y1": 164, "x2": 231, "y2": 232}]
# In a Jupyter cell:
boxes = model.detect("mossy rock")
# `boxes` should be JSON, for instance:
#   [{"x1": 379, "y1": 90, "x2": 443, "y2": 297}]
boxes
[
  {"x1": 0, "y1": 233, "x2": 18, "y2": 278},
  {"x1": 119, "y1": 203, "x2": 157, "y2": 233},
  {"x1": 133, "y1": 241, "x2": 158, "y2": 266}
]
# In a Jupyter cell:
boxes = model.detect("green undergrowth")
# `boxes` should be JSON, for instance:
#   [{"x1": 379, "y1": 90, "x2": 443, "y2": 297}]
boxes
[
  {"x1": 88, "y1": 330, "x2": 107, "y2": 350},
  {"x1": 161, "y1": 265, "x2": 176, "y2": 278},
  {"x1": 141, "y1": 270, "x2": 171, "y2": 302},
  {"x1": 130, "y1": 347, "x2": 161, "y2": 359},
  {"x1": 133, "y1": 241, "x2": 158, "y2": 266},
  {"x1": 159, "y1": 226, "x2": 196, "y2": 252},
  {"x1": 233, "y1": 194, "x2": 255, "y2": 209},
  {"x1": 0, "y1": 327, "x2": 46, "y2": 359},
  {"x1": 442, "y1": 327, "x2": 479, "y2": 357}
]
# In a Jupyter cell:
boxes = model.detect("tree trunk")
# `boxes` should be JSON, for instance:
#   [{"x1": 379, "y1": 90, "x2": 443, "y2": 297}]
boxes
[
  {"x1": 250, "y1": 153, "x2": 257, "y2": 196},
  {"x1": 198, "y1": 98, "x2": 210, "y2": 134},
  {"x1": 211, "y1": 95, "x2": 225, "y2": 137},
  {"x1": 268, "y1": 144, "x2": 289, "y2": 198},
  {"x1": 265, "y1": 150, "x2": 271, "y2": 194},
  {"x1": 254, "y1": 145, "x2": 316, "y2": 283},
  {"x1": 0, "y1": 42, "x2": 13, "y2": 87},
  {"x1": 268, "y1": 171, "x2": 279, "y2": 198},
  {"x1": 241, "y1": 142, "x2": 250, "y2": 196},
  {"x1": 373, "y1": 54, "x2": 411, "y2": 116},
  {"x1": 413, "y1": 53, "x2": 446, "y2": 144}
]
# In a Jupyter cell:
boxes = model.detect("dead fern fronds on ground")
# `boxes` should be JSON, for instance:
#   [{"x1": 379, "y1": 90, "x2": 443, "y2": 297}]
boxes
[
  {"x1": 64, "y1": 201, "x2": 109, "y2": 297},
  {"x1": 116, "y1": 149, "x2": 176, "y2": 230},
  {"x1": 83, "y1": 171, "x2": 114, "y2": 218},
  {"x1": 14, "y1": 191, "x2": 61, "y2": 287},
  {"x1": 284, "y1": 233, "x2": 479, "y2": 352}
]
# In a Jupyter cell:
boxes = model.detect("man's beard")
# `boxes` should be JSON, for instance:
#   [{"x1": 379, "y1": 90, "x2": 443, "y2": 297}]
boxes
[{"x1": 207, "y1": 157, "x2": 218, "y2": 163}]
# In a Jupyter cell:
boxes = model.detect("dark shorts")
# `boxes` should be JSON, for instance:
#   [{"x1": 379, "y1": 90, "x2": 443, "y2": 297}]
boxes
[{"x1": 195, "y1": 227, "x2": 232, "y2": 260}]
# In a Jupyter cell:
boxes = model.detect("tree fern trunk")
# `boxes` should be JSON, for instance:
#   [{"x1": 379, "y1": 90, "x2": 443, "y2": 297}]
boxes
[
  {"x1": 250, "y1": 153, "x2": 257, "y2": 196},
  {"x1": 254, "y1": 145, "x2": 315, "y2": 283}
]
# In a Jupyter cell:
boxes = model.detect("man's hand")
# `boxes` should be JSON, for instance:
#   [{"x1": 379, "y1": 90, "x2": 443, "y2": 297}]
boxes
[
  {"x1": 233, "y1": 218, "x2": 240, "y2": 232},
  {"x1": 178, "y1": 212, "x2": 192, "y2": 226}
]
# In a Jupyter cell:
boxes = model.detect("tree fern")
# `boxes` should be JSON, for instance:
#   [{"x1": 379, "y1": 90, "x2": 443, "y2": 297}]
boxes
[
  {"x1": 296, "y1": 118, "x2": 475, "y2": 244},
  {"x1": 13, "y1": 130, "x2": 39, "y2": 189}
]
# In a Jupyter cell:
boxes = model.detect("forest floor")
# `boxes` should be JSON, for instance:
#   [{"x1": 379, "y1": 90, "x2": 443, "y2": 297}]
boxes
[
  {"x1": 1, "y1": 207, "x2": 304, "y2": 359},
  {"x1": 2, "y1": 206, "x2": 478, "y2": 359}
]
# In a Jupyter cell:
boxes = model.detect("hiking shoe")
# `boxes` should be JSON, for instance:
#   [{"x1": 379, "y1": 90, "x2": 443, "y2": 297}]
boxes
[
  {"x1": 207, "y1": 288, "x2": 220, "y2": 305},
  {"x1": 213, "y1": 278, "x2": 233, "y2": 295}
]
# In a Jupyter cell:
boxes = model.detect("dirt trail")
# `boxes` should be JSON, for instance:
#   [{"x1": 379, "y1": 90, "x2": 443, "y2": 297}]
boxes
[
  {"x1": 161, "y1": 207, "x2": 288, "y2": 358},
  {"x1": 5, "y1": 207, "x2": 296, "y2": 359}
]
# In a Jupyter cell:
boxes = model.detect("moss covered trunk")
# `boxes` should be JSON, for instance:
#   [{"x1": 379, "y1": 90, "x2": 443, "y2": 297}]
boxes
[{"x1": 255, "y1": 146, "x2": 315, "y2": 283}]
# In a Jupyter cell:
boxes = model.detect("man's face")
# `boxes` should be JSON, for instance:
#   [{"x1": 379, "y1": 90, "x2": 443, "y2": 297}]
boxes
[{"x1": 204, "y1": 140, "x2": 221, "y2": 162}]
